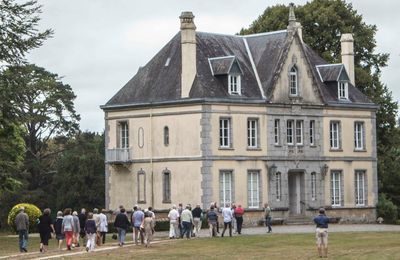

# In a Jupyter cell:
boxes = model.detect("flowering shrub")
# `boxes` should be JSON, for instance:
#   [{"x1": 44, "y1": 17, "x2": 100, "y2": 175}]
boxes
[{"x1": 7, "y1": 203, "x2": 42, "y2": 232}]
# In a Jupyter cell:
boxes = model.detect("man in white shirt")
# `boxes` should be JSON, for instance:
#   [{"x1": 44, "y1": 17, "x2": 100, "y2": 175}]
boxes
[
  {"x1": 168, "y1": 205, "x2": 180, "y2": 238},
  {"x1": 221, "y1": 203, "x2": 233, "y2": 237}
]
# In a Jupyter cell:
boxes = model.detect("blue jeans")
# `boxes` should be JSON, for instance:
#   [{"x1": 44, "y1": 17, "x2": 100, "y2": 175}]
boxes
[
  {"x1": 181, "y1": 221, "x2": 192, "y2": 238},
  {"x1": 116, "y1": 228, "x2": 126, "y2": 245},
  {"x1": 18, "y1": 230, "x2": 28, "y2": 251}
]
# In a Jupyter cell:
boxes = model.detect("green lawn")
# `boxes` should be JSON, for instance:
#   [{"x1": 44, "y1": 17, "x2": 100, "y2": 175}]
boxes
[{"x1": 1, "y1": 232, "x2": 399, "y2": 259}]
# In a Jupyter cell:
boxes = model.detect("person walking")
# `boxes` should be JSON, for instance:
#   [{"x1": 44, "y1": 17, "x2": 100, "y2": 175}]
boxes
[
  {"x1": 131, "y1": 206, "x2": 144, "y2": 245},
  {"x1": 234, "y1": 204, "x2": 244, "y2": 235},
  {"x1": 168, "y1": 205, "x2": 180, "y2": 239},
  {"x1": 84, "y1": 212, "x2": 97, "y2": 252},
  {"x1": 114, "y1": 207, "x2": 130, "y2": 246},
  {"x1": 78, "y1": 208, "x2": 87, "y2": 246},
  {"x1": 221, "y1": 203, "x2": 233, "y2": 237},
  {"x1": 192, "y1": 204, "x2": 203, "y2": 237},
  {"x1": 231, "y1": 204, "x2": 237, "y2": 234},
  {"x1": 15, "y1": 207, "x2": 29, "y2": 253},
  {"x1": 54, "y1": 211, "x2": 64, "y2": 250},
  {"x1": 92, "y1": 208, "x2": 101, "y2": 246},
  {"x1": 207, "y1": 206, "x2": 218, "y2": 237},
  {"x1": 180, "y1": 205, "x2": 193, "y2": 239},
  {"x1": 314, "y1": 208, "x2": 330, "y2": 258},
  {"x1": 264, "y1": 203, "x2": 272, "y2": 233},
  {"x1": 177, "y1": 203, "x2": 183, "y2": 238},
  {"x1": 72, "y1": 211, "x2": 81, "y2": 248},
  {"x1": 62, "y1": 208, "x2": 75, "y2": 250},
  {"x1": 142, "y1": 211, "x2": 155, "y2": 247},
  {"x1": 37, "y1": 208, "x2": 55, "y2": 253},
  {"x1": 98, "y1": 209, "x2": 108, "y2": 244}
]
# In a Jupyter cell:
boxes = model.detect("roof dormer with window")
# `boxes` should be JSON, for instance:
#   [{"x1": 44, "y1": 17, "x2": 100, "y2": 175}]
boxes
[
  {"x1": 208, "y1": 55, "x2": 243, "y2": 96},
  {"x1": 316, "y1": 63, "x2": 351, "y2": 102}
]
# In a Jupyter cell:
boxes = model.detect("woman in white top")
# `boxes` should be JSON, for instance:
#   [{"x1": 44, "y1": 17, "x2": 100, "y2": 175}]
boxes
[{"x1": 98, "y1": 209, "x2": 108, "y2": 244}]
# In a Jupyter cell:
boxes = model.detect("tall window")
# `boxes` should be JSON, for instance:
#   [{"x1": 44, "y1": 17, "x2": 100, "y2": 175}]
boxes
[
  {"x1": 311, "y1": 172, "x2": 316, "y2": 201},
  {"x1": 289, "y1": 66, "x2": 298, "y2": 96},
  {"x1": 248, "y1": 171, "x2": 260, "y2": 208},
  {"x1": 331, "y1": 171, "x2": 342, "y2": 206},
  {"x1": 162, "y1": 170, "x2": 171, "y2": 203},
  {"x1": 310, "y1": 120, "x2": 315, "y2": 146},
  {"x1": 119, "y1": 121, "x2": 129, "y2": 148},
  {"x1": 229, "y1": 75, "x2": 241, "y2": 95},
  {"x1": 275, "y1": 172, "x2": 282, "y2": 201},
  {"x1": 219, "y1": 118, "x2": 231, "y2": 148},
  {"x1": 330, "y1": 121, "x2": 341, "y2": 149},
  {"x1": 220, "y1": 171, "x2": 233, "y2": 206},
  {"x1": 164, "y1": 126, "x2": 169, "y2": 146},
  {"x1": 354, "y1": 122, "x2": 365, "y2": 150},
  {"x1": 274, "y1": 119, "x2": 280, "y2": 145},
  {"x1": 247, "y1": 119, "x2": 259, "y2": 148},
  {"x1": 296, "y1": 120, "x2": 303, "y2": 145},
  {"x1": 287, "y1": 120, "x2": 294, "y2": 145},
  {"x1": 355, "y1": 170, "x2": 366, "y2": 206},
  {"x1": 137, "y1": 170, "x2": 146, "y2": 203},
  {"x1": 338, "y1": 81, "x2": 348, "y2": 100}
]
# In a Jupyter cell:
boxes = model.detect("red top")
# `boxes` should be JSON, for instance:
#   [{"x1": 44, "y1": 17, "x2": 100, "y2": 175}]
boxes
[{"x1": 234, "y1": 207, "x2": 244, "y2": 217}]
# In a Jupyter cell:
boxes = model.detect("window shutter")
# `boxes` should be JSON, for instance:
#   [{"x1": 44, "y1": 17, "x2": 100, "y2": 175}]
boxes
[{"x1": 340, "y1": 171, "x2": 344, "y2": 206}]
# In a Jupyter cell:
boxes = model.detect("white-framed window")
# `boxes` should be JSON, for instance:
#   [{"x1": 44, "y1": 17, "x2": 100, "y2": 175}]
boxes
[
  {"x1": 355, "y1": 170, "x2": 366, "y2": 206},
  {"x1": 228, "y1": 74, "x2": 241, "y2": 95},
  {"x1": 354, "y1": 122, "x2": 365, "y2": 150},
  {"x1": 118, "y1": 121, "x2": 129, "y2": 148},
  {"x1": 162, "y1": 170, "x2": 171, "y2": 203},
  {"x1": 331, "y1": 171, "x2": 342, "y2": 206},
  {"x1": 219, "y1": 118, "x2": 231, "y2": 148},
  {"x1": 137, "y1": 170, "x2": 146, "y2": 203},
  {"x1": 164, "y1": 126, "x2": 169, "y2": 146},
  {"x1": 287, "y1": 120, "x2": 294, "y2": 145},
  {"x1": 338, "y1": 81, "x2": 348, "y2": 100},
  {"x1": 310, "y1": 120, "x2": 315, "y2": 146},
  {"x1": 275, "y1": 172, "x2": 282, "y2": 201},
  {"x1": 247, "y1": 118, "x2": 259, "y2": 148},
  {"x1": 274, "y1": 119, "x2": 280, "y2": 145},
  {"x1": 247, "y1": 170, "x2": 260, "y2": 208},
  {"x1": 311, "y1": 172, "x2": 316, "y2": 201},
  {"x1": 296, "y1": 120, "x2": 303, "y2": 145},
  {"x1": 330, "y1": 121, "x2": 341, "y2": 149},
  {"x1": 220, "y1": 171, "x2": 233, "y2": 206},
  {"x1": 289, "y1": 66, "x2": 298, "y2": 96}
]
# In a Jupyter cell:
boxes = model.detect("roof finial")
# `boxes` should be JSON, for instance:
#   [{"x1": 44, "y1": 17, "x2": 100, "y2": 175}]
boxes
[{"x1": 288, "y1": 3, "x2": 296, "y2": 26}]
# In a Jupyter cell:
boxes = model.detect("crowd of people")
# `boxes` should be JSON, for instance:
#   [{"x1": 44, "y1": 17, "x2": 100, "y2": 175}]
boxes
[{"x1": 13, "y1": 202, "x2": 329, "y2": 257}]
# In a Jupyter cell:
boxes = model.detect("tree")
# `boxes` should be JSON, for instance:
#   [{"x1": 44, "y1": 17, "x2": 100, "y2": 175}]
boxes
[
  {"x1": 240, "y1": 0, "x2": 399, "y2": 207},
  {"x1": 51, "y1": 132, "x2": 105, "y2": 210},
  {"x1": 0, "y1": 64, "x2": 80, "y2": 195}
]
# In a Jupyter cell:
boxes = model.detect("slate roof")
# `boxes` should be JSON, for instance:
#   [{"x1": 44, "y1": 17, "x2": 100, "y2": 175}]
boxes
[
  {"x1": 103, "y1": 28, "x2": 374, "y2": 108},
  {"x1": 316, "y1": 64, "x2": 344, "y2": 82}
]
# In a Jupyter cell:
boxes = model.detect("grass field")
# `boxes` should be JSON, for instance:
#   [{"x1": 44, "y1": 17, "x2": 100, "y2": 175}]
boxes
[{"x1": 1, "y1": 232, "x2": 399, "y2": 259}]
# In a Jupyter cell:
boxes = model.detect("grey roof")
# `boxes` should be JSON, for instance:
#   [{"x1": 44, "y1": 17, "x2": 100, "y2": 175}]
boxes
[
  {"x1": 316, "y1": 64, "x2": 350, "y2": 82},
  {"x1": 104, "y1": 29, "x2": 374, "y2": 108}
]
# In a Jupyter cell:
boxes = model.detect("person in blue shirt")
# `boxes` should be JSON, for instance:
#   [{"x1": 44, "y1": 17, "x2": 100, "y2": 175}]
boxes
[{"x1": 313, "y1": 208, "x2": 329, "y2": 258}]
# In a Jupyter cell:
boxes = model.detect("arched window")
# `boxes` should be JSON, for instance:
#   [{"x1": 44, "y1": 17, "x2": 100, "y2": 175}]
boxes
[
  {"x1": 162, "y1": 170, "x2": 171, "y2": 203},
  {"x1": 289, "y1": 66, "x2": 298, "y2": 96},
  {"x1": 164, "y1": 126, "x2": 169, "y2": 146}
]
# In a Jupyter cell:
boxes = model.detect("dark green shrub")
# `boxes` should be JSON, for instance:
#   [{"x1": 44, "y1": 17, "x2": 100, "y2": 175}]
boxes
[{"x1": 377, "y1": 193, "x2": 398, "y2": 223}]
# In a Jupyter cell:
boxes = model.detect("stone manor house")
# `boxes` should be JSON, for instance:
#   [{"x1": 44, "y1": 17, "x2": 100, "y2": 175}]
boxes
[{"x1": 101, "y1": 5, "x2": 377, "y2": 223}]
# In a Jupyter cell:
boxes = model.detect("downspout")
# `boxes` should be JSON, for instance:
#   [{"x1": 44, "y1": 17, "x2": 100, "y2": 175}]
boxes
[{"x1": 150, "y1": 108, "x2": 154, "y2": 207}]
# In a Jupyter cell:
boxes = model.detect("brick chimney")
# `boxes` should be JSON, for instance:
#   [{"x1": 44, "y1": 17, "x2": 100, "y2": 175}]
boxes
[
  {"x1": 180, "y1": 11, "x2": 196, "y2": 98},
  {"x1": 340, "y1": 33, "x2": 355, "y2": 85}
]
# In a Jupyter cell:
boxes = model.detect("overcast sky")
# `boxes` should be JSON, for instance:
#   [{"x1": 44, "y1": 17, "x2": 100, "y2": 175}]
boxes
[{"x1": 26, "y1": 0, "x2": 400, "y2": 132}]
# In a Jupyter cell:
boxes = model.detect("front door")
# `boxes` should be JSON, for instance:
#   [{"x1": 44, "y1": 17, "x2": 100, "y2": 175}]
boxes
[{"x1": 288, "y1": 172, "x2": 304, "y2": 215}]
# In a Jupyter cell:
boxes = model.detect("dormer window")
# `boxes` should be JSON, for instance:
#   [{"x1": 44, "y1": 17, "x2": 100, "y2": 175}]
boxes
[
  {"x1": 289, "y1": 66, "x2": 298, "y2": 96},
  {"x1": 338, "y1": 81, "x2": 348, "y2": 100},
  {"x1": 229, "y1": 74, "x2": 241, "y2": 95}
]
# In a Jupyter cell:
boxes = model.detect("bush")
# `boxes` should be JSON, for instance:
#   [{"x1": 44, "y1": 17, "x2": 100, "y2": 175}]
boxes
[
  {"x1": 7, "y1": 203, "x2": 42, "y2": 232},
  {"x1": 376, "y1": 194, "x2": 398, "y2": 224}
]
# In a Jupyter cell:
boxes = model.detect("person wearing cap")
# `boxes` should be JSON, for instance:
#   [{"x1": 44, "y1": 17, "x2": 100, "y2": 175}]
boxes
[
  {"x1": 192, "y1": 204, "x2": 203, "y2": 237},
  {"x1": 168, "y1": 205, "x2": 180, "y2": 239},
  {"x1": 314, "y1": 208, "x2": 330, "y2": 258},
  {"x1": 15, "y1": 207, "x2": 29, "y2": 253}
]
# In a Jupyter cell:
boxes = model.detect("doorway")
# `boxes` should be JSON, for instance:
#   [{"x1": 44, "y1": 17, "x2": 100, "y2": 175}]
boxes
[{"x1": 288, "y1": 171, "x2": 305, "y2": 215}]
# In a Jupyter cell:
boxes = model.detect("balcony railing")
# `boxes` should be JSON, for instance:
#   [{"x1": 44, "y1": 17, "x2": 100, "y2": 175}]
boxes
[{"x1": 105, "y1": 148, "x2": 132, "y2": 164}]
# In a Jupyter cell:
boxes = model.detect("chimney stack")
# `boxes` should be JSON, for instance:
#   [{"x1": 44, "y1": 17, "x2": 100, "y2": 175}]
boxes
[
  {"x1": 340, "y1": 33, "x2": 355, "y2": 86},
  {"x1": 180, "y1": 11, "x2": 196, "y2": 98},
  {"x1": 287, "y1": 3, "x2": 303, "y2": 43}
]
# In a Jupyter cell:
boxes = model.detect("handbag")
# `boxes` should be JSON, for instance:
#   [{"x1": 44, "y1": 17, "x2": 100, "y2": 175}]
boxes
[{"x1": 112, "y1": 234, "x2": 117, "y2": 240}]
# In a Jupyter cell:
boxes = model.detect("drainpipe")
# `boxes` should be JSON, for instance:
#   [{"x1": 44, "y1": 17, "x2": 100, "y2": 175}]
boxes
[{"x1": 150, "y1": 108, "x2": 154, "y2": 207}]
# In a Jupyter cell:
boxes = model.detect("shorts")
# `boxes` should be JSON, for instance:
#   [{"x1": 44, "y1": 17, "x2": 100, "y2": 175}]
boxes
[
  {"x1": 56, "y1": 233, "x2": 65, "y2": 241},
  {"x1": 315, "y1": 228, "x2": 328, "y2": 246},
  {"x1": 40, "y1": 232, "x2": 51, "y2": 245}
]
